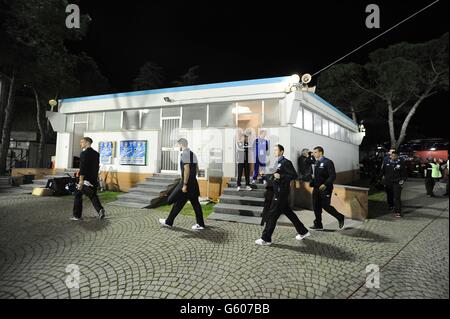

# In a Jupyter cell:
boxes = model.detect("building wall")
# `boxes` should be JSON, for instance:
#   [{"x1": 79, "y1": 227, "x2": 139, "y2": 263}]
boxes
[
  {"x1": 289, "y1": 126, "x2": 360, "y2": 183},
  {"x1": 86, "y1": 130, "x2": 160, "y2": 174}
]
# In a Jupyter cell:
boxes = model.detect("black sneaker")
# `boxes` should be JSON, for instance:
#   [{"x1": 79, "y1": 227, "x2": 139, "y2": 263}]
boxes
[
  {"x1": 97, "y1": 209, "x2": 106, "y2": 219},
  {"x1": 310, "y1": 224, "x2": 323, "y2": 230}
]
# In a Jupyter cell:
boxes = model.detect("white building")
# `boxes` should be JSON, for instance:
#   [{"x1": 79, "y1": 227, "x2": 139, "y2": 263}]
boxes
[{"x1": 47, "y1": 75, "x2": 364, "y2": 195}]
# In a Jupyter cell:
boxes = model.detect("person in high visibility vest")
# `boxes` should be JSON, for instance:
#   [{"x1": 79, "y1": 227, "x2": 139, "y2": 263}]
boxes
[{"x1": 430, "y1": 159, "x2": 442, "y2": 180}]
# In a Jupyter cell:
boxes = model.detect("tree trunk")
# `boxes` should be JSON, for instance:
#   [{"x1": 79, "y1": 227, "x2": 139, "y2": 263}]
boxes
[
  {"x1": 32, "y1": 88, "x2": 46, "y2": 168},
  {"x1": 395, "y1": 94, "x2": 428, "y2": 149},
  {"x1": 387, "y1": 99, "x2": 397, "y2": 148},
  {"x1": 0, "y1": 72, "x2": 16, "y2": 175},
  {"x1": 0, "y1": 77, "x2": 7, "y2": 142}
]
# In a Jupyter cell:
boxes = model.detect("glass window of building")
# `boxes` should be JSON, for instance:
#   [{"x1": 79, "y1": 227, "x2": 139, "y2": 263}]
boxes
[
  {"x1": 123, "y1": 110, "x2": 140, "y2": 130},
  {"x1": 88, "y1": 112, "x2": 104, "y2": 131},
  {"x1": 65, "y1": 114, "x2": 74, "y2": 132},
  {"x1": 181, "y1": 104, "x2": 207, "y2": 128},
  {"x1": 294, "y1": 107, "x2": 303, "y2": 129},
  {"x1": 236, "y1": 100, "x2": 262, "y2": 128},
  {"x1": 162, "y1": 106, "x2": 180, "y2": 117},
  {"x1": 313, "y1": 113, "x2": 322, "y2": 135},
  {"x1": 322, "y1": 119, "x2": 329, "y2": 136},
  {"x1": 329, "y1": 121, "x2": 338, "y2": 139},
  {"x1": 141, "y1": 108, "x2": 161, "y2": 129},
  {"x1": 74, "y1": 113, "x2": 87, "y2": 123},
  {"x1": 263, "y1": 99, "x2": 281, "y2": 125},
  {"x1": 104, "y1": 111, "x2": 122, "y2": 131},
  {"x1": 208, "y1": 102, "x2": 236, "y2": 127},
  {"x1": 303, "y1": 109, "x2": 313, "y2": 131}
]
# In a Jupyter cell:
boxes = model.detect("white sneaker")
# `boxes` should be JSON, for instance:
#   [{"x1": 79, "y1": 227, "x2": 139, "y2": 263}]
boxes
[
  {"x1": 191, "y1": 224, "x2": 205, "y2": 231},
  {"x1": 296, "y1": 232, "x2": 311, "y2": 240},
  {"x1": 159, "y1": 218, "x2": 172, "y2": 228},
  {"x1": 237, "y1": 186, "x2": 241, "y2": 191},
  {"x1": 263, "y1": 180, "x2": 267, "y2": 185},
  {"x1": 251, "y1": 179, "x2": 256, "y2": 185},
  {"x1": 255, "y1": 238, "x2": 271, "y2": 246},
  {"x1": 70, "y1": 217, "x2": 81, "y2": 221},
  {"x1": 245, "y1": 186, "x2": 252, "y2": 191}
]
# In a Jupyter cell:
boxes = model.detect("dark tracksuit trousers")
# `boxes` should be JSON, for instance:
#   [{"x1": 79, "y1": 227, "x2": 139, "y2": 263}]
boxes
[
  {"x1": 261, "y1": 195, "x2": 308, "y2": 243},
  {"x1": 73, "y1": 186, "x2": 104, "y2": 218},
  {"x1": 166, "y1": 193, "x2": 205, "y2": 227},
  {"x1": 385, "y1": 183, "x2": 403, "y2": 214},
  {"x1": 312, "y1": 188, "x2": 344, "y2": 227},
  {"x1": 237, "y1": 162, "x2": 250, "y2": 186},
  {"x1": 425, "y1": 177, "x2": 435, "y2": 196}
]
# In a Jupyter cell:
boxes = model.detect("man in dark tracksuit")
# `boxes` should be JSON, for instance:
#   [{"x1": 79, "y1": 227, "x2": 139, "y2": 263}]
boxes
[
  {"x1": 380, "y1": 150, "x2": 407, "y2": 218},
  {"x1": 160, "y1": 138, "x2": 205, "y2": 231},
  {"x1": 256, "y1": 144, "x2": 310, "y2": 246},
  {"x1": 72, "y1": 137, "x2": 105, "y2": 220},
  {"x1": 310, "y1": 146, "x2": 345, "y2": 230}
]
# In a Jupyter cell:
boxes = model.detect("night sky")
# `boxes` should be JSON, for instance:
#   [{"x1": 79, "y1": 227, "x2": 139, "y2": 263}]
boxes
[{"x1": 73, "y1": 0, "x2": 449, "y2": 141}]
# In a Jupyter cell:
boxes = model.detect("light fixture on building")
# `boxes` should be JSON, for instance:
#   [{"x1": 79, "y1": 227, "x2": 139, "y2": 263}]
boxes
[
  {"x1": 163, "y1": 97, "x2": 173, "y2": 102},
  {"x1": 48, "y1": 99, "x2": 58, "y2": 111}
]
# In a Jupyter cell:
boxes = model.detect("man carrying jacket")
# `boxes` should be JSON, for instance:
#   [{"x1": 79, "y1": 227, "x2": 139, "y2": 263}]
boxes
[
  {"x1": 255, "y1": 144, "x2": 310, "y2": 246},
  {"x1": 310, "y1": 146, "x2": 345, "y2": 230}
]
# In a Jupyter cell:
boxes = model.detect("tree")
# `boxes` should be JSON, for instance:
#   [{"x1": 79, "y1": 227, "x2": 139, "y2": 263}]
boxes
[
  {"x1": 317, "y1": 63, "x2": 373, "y2": 122},
  {"x1": 172, "y1": 65, "x2": 200, "y2": 87},
  {"x1": 133, "y1": 62, "x2": 164, "y2": 90},
  {"x1": 354, "y1": 33, "x2": 449, "y2": 148}
]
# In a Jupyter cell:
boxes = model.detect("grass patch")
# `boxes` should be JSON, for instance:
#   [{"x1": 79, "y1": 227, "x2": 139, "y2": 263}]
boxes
[
  {"x1": 154, "y1": 201, "x2": 216, "y2": 218},
  {"x1": 368, "y1": 191, "x2": 385, "y2": 202}
]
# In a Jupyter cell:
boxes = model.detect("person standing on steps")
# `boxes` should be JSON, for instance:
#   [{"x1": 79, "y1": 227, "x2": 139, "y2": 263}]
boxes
[{"x1": 236, "y1": 130, "x2": 252, "y2": 191}]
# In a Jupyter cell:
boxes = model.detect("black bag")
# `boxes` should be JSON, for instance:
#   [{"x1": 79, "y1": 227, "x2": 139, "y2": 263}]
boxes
[{"x1": 46, "y1": 176, "x2": 75, "y2": 196}]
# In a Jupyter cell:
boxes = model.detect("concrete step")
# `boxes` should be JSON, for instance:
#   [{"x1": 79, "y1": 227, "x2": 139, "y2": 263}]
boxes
[
  {"x1": 146, "y1": 176, "x2": 180, "y2": 183},
  {"x1": 151, "y1": 173, "x2": 180, "y2": 179},
  {"x1": 32, "y1": 179, "x2": 50, "y2": 185},
  {"x1": 131, "y1": 187, "x2": 165, "y2": 196},
  {"x1": 109, "y1": 200, "x2": 150, "y2": 209},
  {"x1": 19, "y1": 184, "x2": 39, "y2": 190},
  {"x1": 223, "y1": 187, "x2": 265, "y2": 198},
  {"x1": 0, "y1": 184, "x2": 12, "y2": 189},
  {"x1": 227, "y1": 181, "x2": 267, "y2": 189},
  {"x1": 213, "y1": 203, "x2": 263, "y2": 217},
  {"x1": 43, "y1": 175, "x2": 71, "y2": 179},
  {"x1": 219, "y1": 194, "x2": 265, "y2": 207},
  {"x1": 136, "y1": 180, "x2": 177, "y2": 188},
  {"x1": 132, "y1": 183, "x2": 168, "y2": 191},
  {"x1": 118, "y1": 193, "x2": 160, "y2": 203}
]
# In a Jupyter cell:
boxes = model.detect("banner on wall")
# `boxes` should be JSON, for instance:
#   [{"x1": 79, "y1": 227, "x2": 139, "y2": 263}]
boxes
[
  {"x1": 120, "y1": 140, "x2": 147, "y2": 165},
  {"x1": 99, "y1": 141, "x2": 115, "y2": 165}
]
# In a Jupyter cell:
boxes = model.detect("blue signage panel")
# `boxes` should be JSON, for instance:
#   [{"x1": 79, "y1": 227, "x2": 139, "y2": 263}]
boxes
[
  {"x1": 120, "y1": 140, "x2": 147, "y2": 165},
  {"x1": 99, "y1": 141, "x2": 114, "y2": 164}
]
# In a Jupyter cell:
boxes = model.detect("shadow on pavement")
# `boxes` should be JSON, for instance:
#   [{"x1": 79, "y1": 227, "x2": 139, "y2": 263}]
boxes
[
  {"x1": 339, "y1": 227, "x2": 393, "y2": 243},
  {"x1": 168, "y1": 225, "x2": 229, "y2": 243},
  {"x1": 271, "y1": 239, "x2": 356, "y2": 261},
  {"x1": 78, "y1": 217, "x2": 110, "y2": 231}
]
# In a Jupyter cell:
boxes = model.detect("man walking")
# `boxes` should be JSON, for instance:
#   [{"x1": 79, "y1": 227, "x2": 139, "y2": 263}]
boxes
[
  {"x1": 159, "y1": 138, "x2": 205, "y2": 231},
  {"x1": 71, "y1": 137, "x2": 105, "y2": 221},
  {"x1": 380, "y1": 150, "x2": 407, "y2": 218},
  {"x1": 297, "y1": 148, "x2": 315, "y2": 181},
  {"x1": 255, "y1": 144, "x2": 310, "y2": 246},
  {"x1": 424, "y1": 158, "x2": 436, "y2": 197},
  {"x1": 309, "y1": 146, "x2": 345, "y2": 230}
]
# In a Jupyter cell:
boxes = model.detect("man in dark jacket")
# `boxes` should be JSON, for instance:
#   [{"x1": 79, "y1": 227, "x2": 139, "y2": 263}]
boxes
[
  {"x1": 71, "y1": 137, "x2": 105, "y2": 220},
  {"x1": 297, "y1": 148, "x2": 315, "y2": 181},
  {"x1": 256, "y1": 144, "x2": 310, "y2": 246},
  {"x1": 160, "y1": 138, "x2": 205, "y2": 231},
  {"x1": 380, "y1": 150, "x2": 407, "y2": 218},
  {"x1": 310, "y1": 146, "x2": 345, "y2": 230}
]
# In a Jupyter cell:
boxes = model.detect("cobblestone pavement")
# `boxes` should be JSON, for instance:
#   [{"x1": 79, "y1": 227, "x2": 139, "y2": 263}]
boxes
[{"x1": 0, "y1": 181, "x2": 448, "y2": 299}]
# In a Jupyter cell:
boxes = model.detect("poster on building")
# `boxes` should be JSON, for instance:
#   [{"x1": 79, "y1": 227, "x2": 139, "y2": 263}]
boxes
[
  {"x1": 99, "y1": 141, "x2": 115, "y2": 164},
  {"x1": 120, "y1": 140, "x2": 147, "y2": 165}
]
